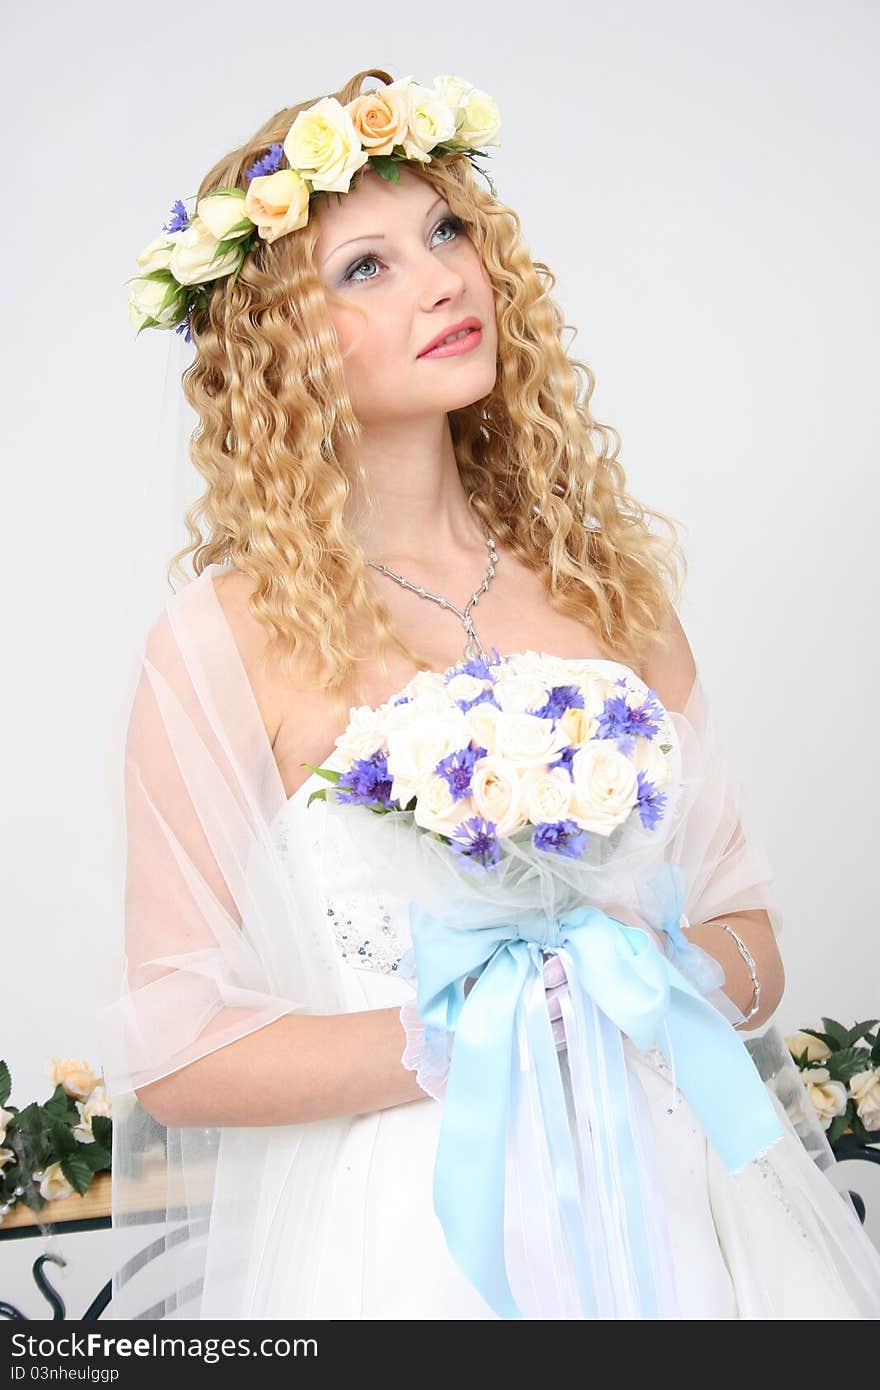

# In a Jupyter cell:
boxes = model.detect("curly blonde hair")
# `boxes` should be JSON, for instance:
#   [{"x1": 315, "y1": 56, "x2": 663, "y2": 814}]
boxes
[{"x1": 170, "y1": 66, "x2": 688, "y2": 707}]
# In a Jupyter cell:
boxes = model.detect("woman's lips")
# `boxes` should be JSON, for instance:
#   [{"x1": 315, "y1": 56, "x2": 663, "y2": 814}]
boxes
[{"x1": 418, "y1": 327, "x2": 483, "y2": 359}]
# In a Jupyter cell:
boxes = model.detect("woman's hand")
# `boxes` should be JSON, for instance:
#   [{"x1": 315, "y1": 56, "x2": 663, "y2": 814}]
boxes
[{"x1": 400, "y1": 955, "x2": 571, "y2": 1099}]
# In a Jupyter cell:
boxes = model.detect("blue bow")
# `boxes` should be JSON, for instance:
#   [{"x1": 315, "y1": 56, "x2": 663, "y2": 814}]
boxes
[{"x1": 410, "y1": 894, "x2": 785, "y2": 1320}]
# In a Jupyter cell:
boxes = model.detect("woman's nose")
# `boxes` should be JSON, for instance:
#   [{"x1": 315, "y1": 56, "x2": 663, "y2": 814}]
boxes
[{"x1": 417, "y1": 252, "x2": 466, "y2": 309}]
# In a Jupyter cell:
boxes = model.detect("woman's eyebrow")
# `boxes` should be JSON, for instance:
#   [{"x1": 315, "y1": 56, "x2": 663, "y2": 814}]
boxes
[{"x1": 322, "y1": 196, "x2": 447, "y2": 263}]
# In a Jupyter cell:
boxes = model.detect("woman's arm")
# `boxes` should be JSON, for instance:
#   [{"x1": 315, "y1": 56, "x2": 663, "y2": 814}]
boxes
[
  {"x1": 682, "y1": 907, "x2": 785, "y2": 1029},
  {"x1": 640, "y1": 607, "x2": 785, "y2": 1029},
  {"x1": 136, "y1": 1006, "x2": 427, "y2": 1127}
]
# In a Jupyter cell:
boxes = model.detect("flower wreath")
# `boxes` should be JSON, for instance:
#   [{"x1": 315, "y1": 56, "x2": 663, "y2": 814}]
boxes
[{"x1": 127, "y1": 74, "x2": 501, "y2": 341}]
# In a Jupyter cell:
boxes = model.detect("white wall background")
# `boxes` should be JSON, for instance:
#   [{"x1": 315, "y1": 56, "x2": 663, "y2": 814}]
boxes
[{"x1": 3, "y1": 0, "x2": 878, "y2": 1306}]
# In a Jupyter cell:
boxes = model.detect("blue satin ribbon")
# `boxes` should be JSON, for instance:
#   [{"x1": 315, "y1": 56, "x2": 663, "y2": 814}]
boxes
[
  {"x1": 411, "y1": 891, "x2": 785, "y2": 1320},
  {"x1": 635, "y1": 861, "x2": 727, "y2": 996}
]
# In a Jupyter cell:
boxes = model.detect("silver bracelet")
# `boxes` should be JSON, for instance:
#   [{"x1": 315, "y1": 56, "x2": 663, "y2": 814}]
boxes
[{"x1": 715, "y1": 921, "x2": 761, "y2": 1025}]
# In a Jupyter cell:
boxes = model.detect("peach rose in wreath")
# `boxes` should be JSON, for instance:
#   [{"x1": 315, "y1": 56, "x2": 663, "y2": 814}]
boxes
[
  {"x1": 347, "y1": 89, "x2": 409, "y2": 155},
  {"x1": 244, "y1": 169, "x2": 310, "y2": 244}
]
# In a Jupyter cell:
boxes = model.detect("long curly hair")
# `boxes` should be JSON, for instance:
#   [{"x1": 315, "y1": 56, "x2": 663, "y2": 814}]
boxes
[{"x1": 170, "y1": 66, "x2": 689, "y2": 708}]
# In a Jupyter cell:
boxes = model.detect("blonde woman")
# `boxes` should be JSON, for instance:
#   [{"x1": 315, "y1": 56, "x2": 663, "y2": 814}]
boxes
[{"x1": 100, "y1": 68, "x2": 880, "y2": 1320}]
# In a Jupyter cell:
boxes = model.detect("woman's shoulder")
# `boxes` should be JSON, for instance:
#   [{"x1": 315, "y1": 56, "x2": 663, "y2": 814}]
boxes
[
  {"x1": 637, "y1": 604, "x2": 698, "y2": 714},
  {"x1": 202, "y1": 567, "x2": 298, "y2": 752},
  {"x1": 210, "y1": 567, "x2": 336, "y2": 767}
]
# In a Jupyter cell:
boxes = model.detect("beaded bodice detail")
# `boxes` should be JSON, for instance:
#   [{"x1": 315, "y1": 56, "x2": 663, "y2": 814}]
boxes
[{"x1": 274, "y1": 792, "x2": 412, "y2": 976}]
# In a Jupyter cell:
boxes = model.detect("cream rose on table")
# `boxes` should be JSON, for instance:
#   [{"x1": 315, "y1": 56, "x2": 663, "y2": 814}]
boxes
[
  {"x1": 803, "y1": 1068, "x2": 849, "y2": 1130},
  {"x1": 849, "y1": 1067, "x2": 880, "y2": 1132},
  {"x1": 50, "y1": 1058, "x2": 100, "y2": 1100},
  {"x1": 32, "y1": 1160, "x2": 75, "y2": 1202},
  {"x1": 73, "y1": 1085, "x2": 113, "y2": 1145},
  {"x1": 284, "y1": 95, "x2": 370, "y2": 193},
  {"x1": 785, "y1": 1030, "x2": 832, "y2": 1064}
]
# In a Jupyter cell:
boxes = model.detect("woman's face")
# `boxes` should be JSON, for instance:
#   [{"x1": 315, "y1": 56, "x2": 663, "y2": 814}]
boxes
[{"x1": 314, "y1": 166, "x2": 498, "y2": 424}]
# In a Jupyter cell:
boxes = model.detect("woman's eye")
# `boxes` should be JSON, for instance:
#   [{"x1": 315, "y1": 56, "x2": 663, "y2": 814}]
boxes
[{"x1": 342, "y1": 216, "x2": 465, "y2": 284}]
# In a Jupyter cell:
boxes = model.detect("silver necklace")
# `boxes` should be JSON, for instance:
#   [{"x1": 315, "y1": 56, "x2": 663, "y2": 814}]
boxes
[{"x1": 366, "y1": 525, "x2": 498, "y2": 662}]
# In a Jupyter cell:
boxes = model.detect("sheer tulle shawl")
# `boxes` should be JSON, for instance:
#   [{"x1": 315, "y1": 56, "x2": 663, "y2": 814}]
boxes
[{"x1": 96, "y1": 561, "x2": 784, "y2": 1319}]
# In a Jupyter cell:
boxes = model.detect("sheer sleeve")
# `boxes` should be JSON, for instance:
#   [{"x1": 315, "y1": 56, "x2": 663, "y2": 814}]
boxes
[
  {"x1": 673, "y1": 670, "x2": 783, "y2": 939},
  {"x1": 95, "y1": 563, "x2": 352, "y2": 1319},
  {"x1": 98, "y1": 584, "x2": 344, "y2": 1096}
]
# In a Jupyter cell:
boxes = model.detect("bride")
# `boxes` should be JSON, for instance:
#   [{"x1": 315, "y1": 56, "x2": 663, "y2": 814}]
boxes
[{"x1": 99, "y1": 67, "x2": 880, "y2": 1319}]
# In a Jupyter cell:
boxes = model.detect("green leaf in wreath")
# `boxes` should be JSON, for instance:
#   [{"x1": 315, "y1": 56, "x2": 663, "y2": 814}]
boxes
[
  {"x1": 367, "y1": 154, "x2": 403, "y2": 183},
  {"x1": 0, "y1": 1059, "x2": 10, "y2": 1108},
  {"x1": 60, "y1": 1152, "x2": 94, "y2": 1196}
]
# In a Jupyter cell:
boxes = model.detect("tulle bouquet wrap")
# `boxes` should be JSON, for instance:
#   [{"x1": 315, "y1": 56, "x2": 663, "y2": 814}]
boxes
[{"x1": 310, "y1": 650, "x2": 787, "y2": 1320}]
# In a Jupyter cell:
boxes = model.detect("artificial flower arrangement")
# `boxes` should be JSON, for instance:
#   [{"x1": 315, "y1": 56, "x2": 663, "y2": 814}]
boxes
[
  {"x1": 785, "y1": 1019, "x2": 880, "y2": 1146},
  {"x1": 0, "y1": 1057, "x2": 112, "y2": 1224},
  {"x1": 127, "y1": 73, "x2": 501, "y2": 341}
]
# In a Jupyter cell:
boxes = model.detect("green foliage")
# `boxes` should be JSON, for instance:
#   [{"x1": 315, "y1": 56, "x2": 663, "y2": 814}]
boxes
[
  {"x1": 785, "y1": 1018, "x2": 880, "y2": 1151},
  {"x1": 0, "y1": 1059, "x2": 112, "y2": 1220}
]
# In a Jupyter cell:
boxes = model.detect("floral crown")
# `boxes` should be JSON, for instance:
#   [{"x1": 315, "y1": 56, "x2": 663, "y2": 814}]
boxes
[{"x1": 127, "y1": 74, "x2": 501, "y2": 342}]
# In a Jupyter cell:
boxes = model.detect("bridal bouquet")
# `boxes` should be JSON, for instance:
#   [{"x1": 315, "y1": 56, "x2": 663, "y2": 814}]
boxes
[
  {"x1": 308, "y1": 649, "x2": 786, "y2": 1319},
  {"x1": 312, "y1": 649, "x2": 675, "y2": 855}
]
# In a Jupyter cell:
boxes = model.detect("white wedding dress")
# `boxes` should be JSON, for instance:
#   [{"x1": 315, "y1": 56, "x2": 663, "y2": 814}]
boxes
[{"x1": 265, "y1": 774, "x2": 880, "y2": 1321}]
